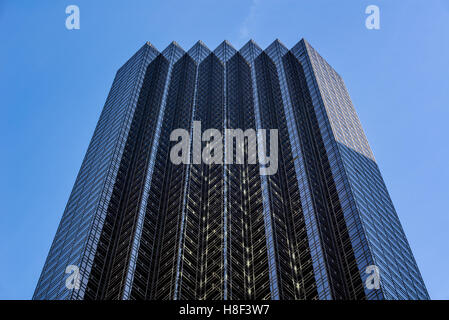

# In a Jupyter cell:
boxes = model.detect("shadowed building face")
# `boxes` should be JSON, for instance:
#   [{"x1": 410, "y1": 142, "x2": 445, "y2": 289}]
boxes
[{"x1": 33, "y1": 39, "x2": 429, "y2": 300}]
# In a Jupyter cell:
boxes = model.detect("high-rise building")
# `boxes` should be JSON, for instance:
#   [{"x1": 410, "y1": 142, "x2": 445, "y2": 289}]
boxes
[{"x1": 33, "y1": 39, "x2": 429, "y2": 300}]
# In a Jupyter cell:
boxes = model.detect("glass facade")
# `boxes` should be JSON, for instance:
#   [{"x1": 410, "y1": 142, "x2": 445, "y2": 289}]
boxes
[{"x1": 34, "y1": 39, "x2": 429, "y2": 300}]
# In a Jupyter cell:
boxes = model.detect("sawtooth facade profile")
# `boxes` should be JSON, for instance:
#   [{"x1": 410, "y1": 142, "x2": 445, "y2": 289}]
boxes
[{"x1": 33, "y1": 39, "x2": 429, "y2": 300}]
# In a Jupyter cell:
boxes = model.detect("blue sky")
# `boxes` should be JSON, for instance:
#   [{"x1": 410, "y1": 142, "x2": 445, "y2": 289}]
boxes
[{"x1": 0, "y1": 0, "x2": 448, "y2": 299}]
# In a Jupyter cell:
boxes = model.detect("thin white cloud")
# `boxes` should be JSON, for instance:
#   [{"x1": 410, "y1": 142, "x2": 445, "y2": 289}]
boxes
[{"x1": 239, "y1": 0, "x2": 260, "y2": 39}]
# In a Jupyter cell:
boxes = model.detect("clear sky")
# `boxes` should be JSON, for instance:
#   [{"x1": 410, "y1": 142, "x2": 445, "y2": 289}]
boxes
[{"x1": 0, "y1": 0, "x2": 448, "y2": 300}]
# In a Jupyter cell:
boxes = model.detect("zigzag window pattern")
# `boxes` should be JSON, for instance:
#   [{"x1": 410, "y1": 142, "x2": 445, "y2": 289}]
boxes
[{"x1": 34, "y1": 40, "x2": 429, "y2": 300}]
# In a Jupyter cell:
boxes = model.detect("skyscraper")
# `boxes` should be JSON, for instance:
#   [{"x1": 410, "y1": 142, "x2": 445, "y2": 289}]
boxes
[{"x1": 33, "y1": 39, "x2": 429, "y2": 300}]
